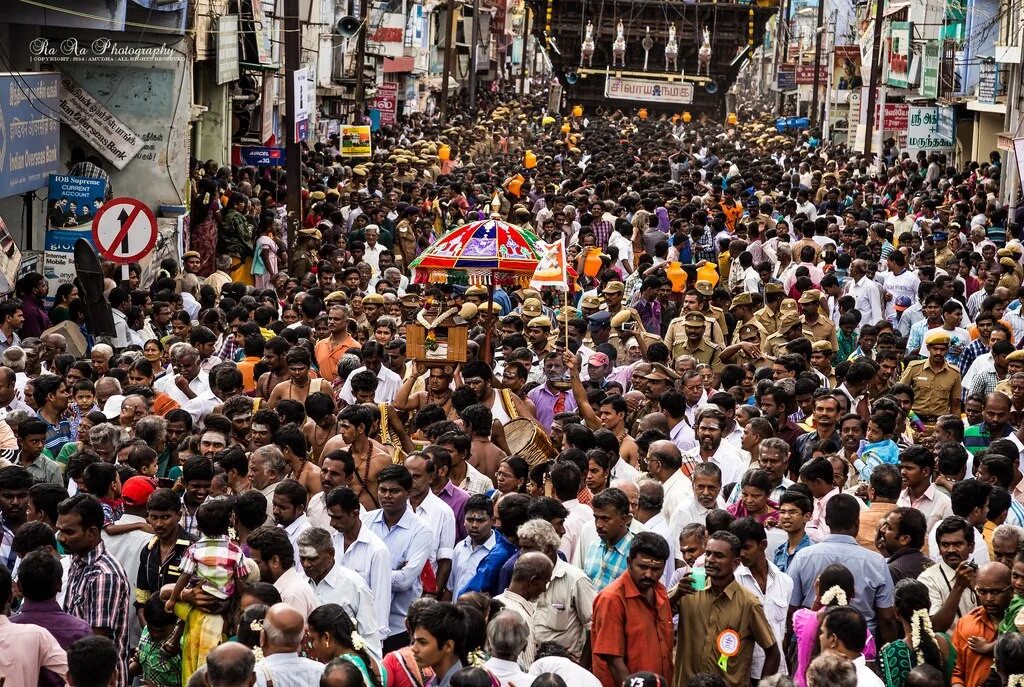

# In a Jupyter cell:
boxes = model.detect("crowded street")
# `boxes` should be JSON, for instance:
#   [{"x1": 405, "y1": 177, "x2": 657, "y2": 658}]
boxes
[{"x1": 2, "y1": 0, "x2": 1024, "y2": 685}]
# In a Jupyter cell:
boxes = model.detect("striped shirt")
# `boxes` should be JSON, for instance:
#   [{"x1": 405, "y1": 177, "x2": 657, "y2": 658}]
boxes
[
  {"x1": 65, "y1": 542, "x2": 132, "y2": 687},
  {"x1": 583, "y1": 530, "x2": 634, "y2": 592},
  {"x1": 963, "y1": 422, "x2": 1013, "y2": 457},
  {"x1": 36, "y1": 411, "x2": 73, "y2": 456}
]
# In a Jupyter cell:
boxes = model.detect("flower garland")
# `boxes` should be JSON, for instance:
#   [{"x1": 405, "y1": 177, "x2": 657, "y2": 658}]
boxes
[
  {"x1": 909, "y1": 608, "x2": 933, "y2": 664},
  {"x1": 417, "y1": 307, "x2": 459, "y2": 352},
  {"x1": 1009, "y1": 675, "x2": 1024, "y2": 687},
  {"x1": 820, "y1": 585, "x2": 848, "y2": 606}
]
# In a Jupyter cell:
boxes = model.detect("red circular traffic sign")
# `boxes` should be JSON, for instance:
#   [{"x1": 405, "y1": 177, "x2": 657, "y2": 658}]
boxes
[{"x1": 91, "y1": 197, "x2": 158, "y2": 265}]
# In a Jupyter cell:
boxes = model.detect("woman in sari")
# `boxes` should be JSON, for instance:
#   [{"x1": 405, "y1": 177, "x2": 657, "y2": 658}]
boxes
[
  {"x1": 189, "y1": 178, "x2": 220, "y2": 277},
  {"x1": 220, "y1": 192, "x2": 255, "y2": 286},
  {"x1": 726, "y1": 468, "x2": 780, "y2": 527},
  {"x1": 308, "y1": 604, "x2": 386, "y2": 687},
  {"x1": 879, "y1": 579, "x2": 954, "y2": 687}
]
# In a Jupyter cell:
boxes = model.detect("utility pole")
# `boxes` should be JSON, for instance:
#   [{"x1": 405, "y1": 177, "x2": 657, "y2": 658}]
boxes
[
  {"x1": 519, "y1": 9, "x2": 531, "y2": 94},
  {"x1": 284, "y1": 0, "x2": 302, "y2": 245},
  {"x1": 468, "y1": 0, "x2": 481, "y2": 114},
  {"x1": 810, "y1": 0, "x2": 825, "y2": 125},
  {"x1": 440, "y1": 0, "x2": 456, "y2": 124},
  {"x1": 776, "y1": 0, "x2": 793, "y2": 112},
  {"x1": 354, "y1": 0, "x2": 370, "y2": 105},
  {"x1": 862, "y1": 0, "x2": 886, "y2": 158}
]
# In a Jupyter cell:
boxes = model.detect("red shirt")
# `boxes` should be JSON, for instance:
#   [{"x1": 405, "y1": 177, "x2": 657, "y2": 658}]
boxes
[{"x1": 591, "y1": 570, "x2": 674, "y2": 687}]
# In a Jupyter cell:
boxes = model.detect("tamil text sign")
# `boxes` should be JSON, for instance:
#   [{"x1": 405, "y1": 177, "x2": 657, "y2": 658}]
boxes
[
  {"x1": 908, "y1": 106, "x2": 955, "y2": 151},
  {"x1": 886, "y1": 21, "x2": 911, "y2": 88},
  {"x1": 369, "y1": 83, "x2": 398, "y2": 125},
  {"x1": 605, "y1": 77, "x2": 694, "y2": 104}
]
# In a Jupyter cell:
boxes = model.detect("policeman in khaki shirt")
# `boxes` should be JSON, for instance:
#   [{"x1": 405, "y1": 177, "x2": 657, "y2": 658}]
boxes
[
  {"x1": 762, "y1": 313, "x2": 805, "y2": 359},
  {"x1": 728, "y1": 292, "x2": 767, "y2": 343},
  {"x1": 898, "y1": 330, "x2": 963, "y2": 424},
  {"x1": 755, "y1": 283, "x2": 785, "y2": 336},
  {"x1": 798, "y1": 289, "x2": 839, "y2": 352},
  {"x1": 723, "y1": 322, "x2": 772, "y2": 369},
  {"x1": 694, "y1": 280, "x2": 730, "y2": 345},
  {"x1": 669, "y1": 311, "x2": 723, "y2": 372}
]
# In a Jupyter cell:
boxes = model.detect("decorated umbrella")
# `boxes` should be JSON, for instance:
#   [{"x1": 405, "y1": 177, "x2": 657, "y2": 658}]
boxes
[{"x1": 409, "y1": 218, "x2": 543, "y2": 287}]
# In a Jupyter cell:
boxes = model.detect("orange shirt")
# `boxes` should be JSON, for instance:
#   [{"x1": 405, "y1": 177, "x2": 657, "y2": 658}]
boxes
[
  {"x1": 152, "y1": 392, "x2": 180, "y2": 417},
  {"x1": 951, "y1": 606, "x2": 998, "y2": 687},
  {"x1": 591, "y1": 571, "x2": 674, "y2": 687},
  {"x1": 237, "y1": 356, "x2": 262, "y2": 392},
  {"x1": 720, "y1": 201, "x2": 743, "y2": 232},
  {"x1": 315, "y1": 335, "x2": 358, "y2": 383}
]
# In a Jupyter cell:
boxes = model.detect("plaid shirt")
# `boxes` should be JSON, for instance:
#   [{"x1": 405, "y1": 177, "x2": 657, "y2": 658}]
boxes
[
  {"x1": 692, "y1": 225, "x2": 716, "y2": 263},
  {"x1": 583, "y1": 530, "x2": 634, "y2": 591},
  {"x1": 590, "y1": 219, "x2": 614, "y2": 249},
  {"x1": 959, "y1": 338, "x2": 990, "y2": 378},
  {"x1": 137, "y1": 627, "x2": 182, "y2": 687},
  {"x1": 65, "y1": 542, "x2": 132, "y2": 687},
  {"x1": 180, "y1": 535, "x2": 249, "y2": 599},
  {"x1": 0, "y1": 515, "x2": 15, "y2": 571},
  {"x1": 217, "y1": 337, "x2": 240, "y2": 363}
]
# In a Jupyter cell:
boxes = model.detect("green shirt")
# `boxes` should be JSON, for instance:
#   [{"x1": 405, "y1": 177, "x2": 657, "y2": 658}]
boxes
[
  {"x1": 999, "y1": 594, "x2": 1024, "y2": 634},
  {"x1": 137, "y1": 627, "x2": 182, "y2": 687}
]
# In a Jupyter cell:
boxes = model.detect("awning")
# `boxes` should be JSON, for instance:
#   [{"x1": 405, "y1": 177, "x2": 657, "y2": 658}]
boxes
[
  {"x1": 383, "y1": 57, "x2": 415, "y2": 73},
  {"x1": 884, "y1": 2, "x2": 910, "y2": 16}
]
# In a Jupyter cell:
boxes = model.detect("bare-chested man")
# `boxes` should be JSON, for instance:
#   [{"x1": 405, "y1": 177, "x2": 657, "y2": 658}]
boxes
[
  {"x1": 256, "y1": 336, "x2": 291, "y2": 402},
  {"x1": 394, "y1": 363, "x2": 457, "y2": 420},
  {"x1": 564, "y1": 351, "x2": 640, "y2": 467},
  {"x1": 321, "y1": 403, "x2": 393, "y2": 511},
  {"x1": 457, "y1": 403, "x2": 508, "y2": 481}
]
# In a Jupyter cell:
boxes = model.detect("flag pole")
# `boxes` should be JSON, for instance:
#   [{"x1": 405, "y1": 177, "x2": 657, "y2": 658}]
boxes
[{"x1": 565, "y1": 288, "x2": 570, "y2": 350}]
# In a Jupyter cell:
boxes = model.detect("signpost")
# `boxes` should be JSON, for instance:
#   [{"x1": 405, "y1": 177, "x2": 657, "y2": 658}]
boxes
[
  {"x1": 908, "y1": 106, "x2": 955, "y2": 152},
  {"x1": 91, "y1": 197, "x2": 158, "y2": 280},
  {"x1": 604, "y1": 77, "x2": 694, "y2": 104},
  {"x1": 238, "y1": 147, "x2": 286, "y2": 166},
  {"x1": 776, "y1": 66, "x2": 797, "y2": 92},
  {"x1": 886, "y1": 22, "x2": 911, "y2": 88},
  {"x1": 795, "y1": 65, "x2": 828, "y2": 85},
  {"x1": 0, "y1": 73, "x2": 60, "y2": 198},
  {"x1": 369, "y1": 83, "x2": 399, "y2": 125}
]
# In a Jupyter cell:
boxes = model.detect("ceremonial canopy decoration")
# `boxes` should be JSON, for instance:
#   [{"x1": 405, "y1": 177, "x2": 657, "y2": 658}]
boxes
[{"x1": 410, "y1": 219, "x2": 543, "y2": 286}]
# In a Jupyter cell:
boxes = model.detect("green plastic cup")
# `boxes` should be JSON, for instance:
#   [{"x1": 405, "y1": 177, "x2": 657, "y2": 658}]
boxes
[{"x1": 690, "y1": 567, "x2": 707, "y2": 591}]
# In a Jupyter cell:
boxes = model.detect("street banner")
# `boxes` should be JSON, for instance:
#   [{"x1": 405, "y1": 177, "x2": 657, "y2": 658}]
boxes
[
  {"x1": 340, "y1": 125, "x2": 372, "y2": 158},
  {"x1": 44, "y1": 174, "x2": 106, "y2": 299},
  {"x1": 530, "y1": 239, "x2": 568, "y2": 291},
  {"x1": 886, "y1": 22, "x2": 911, "y2": 88},
  {"x1": 58, "y1": 75, "x2": 143, "y2": 170},
  {"x1": 834, "y1": 46, "x2": 862, "y2": 90}
]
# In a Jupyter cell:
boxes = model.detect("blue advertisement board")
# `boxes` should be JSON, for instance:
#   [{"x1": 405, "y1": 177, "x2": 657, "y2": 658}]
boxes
[
  {"x1": 43, "y1": 174, "x2": 107, "y2": 299},
  {"x1": 0, "y1": 73, "x2": 61, "y2": 198},
  {"x1": 239, "y1": 146, "x2": 286, "y2": 166}
]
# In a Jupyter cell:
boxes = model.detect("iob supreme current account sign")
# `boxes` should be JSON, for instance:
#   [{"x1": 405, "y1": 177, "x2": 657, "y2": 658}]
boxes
[{"x1": 91, "y1": 197, "x2": 158, "y2": 265}]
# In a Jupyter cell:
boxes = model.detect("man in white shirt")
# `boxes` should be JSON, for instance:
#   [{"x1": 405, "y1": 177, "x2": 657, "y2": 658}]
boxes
[
  {"x1": 338, "y1": 341, "x2": 402, "y2": 405},
  {"x1": 297, "y1": 527, "x2": 382, "y2": 658},
  {"x1": 551, "y1": 462, "x2": 593, "y2": 558},
  {"x1": 363, "y1": 225, "x2": 387, "y2": 277},
  {"x1": 493, "y1": 552, "x2": 555, "y2": 669},
  {"x1": 326, "y1": 486, "x2": 390, "y2": 640},
  {"x1": 405, "y1": 453, "x2": 456, "y2": 595},
  {"x1": 247, "y1": 526, "x2": 319, "y2": 619},
  {"x1": 483, "y1": 611, "x2": 535, "y2": 687},
  {"x1": 153, "y1": 344, "x2": 216, "y2": 420},
  {"x1": 448, "y1": 494, "x2": 500, "y2": 597},
  {"x1": 273, "y1": 480, "x2": 312, "y2": 571},
  {"x1": 845, "y1": 259, "x2": 883, "y2": 327},
  {"x1": 645, "y1": 440, "x2": 693, "y2": 519}
]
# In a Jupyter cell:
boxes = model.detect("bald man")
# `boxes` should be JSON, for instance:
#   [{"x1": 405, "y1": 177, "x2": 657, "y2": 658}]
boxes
[
  {"x1": 206, "y1": 642, "x2": 256, "y2": 687},
  {"x1": 255, "y1": 604, "x2": 324, "y2": 687},
  {"x1": 494, "y1": 552, "x2": 555, "y2": 668},
  {"x1": 950, "y1": 562, "x2": 1013, "y2": 687},
  {"x1": 635, "y1": 479, "x2": 681, "y2": 586}
]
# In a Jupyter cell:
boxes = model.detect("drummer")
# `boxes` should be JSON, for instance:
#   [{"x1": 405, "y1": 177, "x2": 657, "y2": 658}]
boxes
[{"x1": 526, "y1": 350, "x2": 578, "y2": 432}]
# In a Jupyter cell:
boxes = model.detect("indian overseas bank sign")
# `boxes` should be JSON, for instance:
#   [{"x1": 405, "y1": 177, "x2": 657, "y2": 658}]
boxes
[
  {"x1": 605, "y1": 76, "x2": 694, "y2": 105},
  {"x1": 0, "y1": 73, "x2": 61, "y2": 198}
]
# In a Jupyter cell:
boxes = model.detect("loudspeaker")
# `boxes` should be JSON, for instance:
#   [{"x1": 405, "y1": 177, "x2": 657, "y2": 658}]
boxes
[
  {"x1": 337, "y1": 16, "x2": 361, "y2": 36},
  {"x1": 565, "y1": 72, "x2": 579, "y2": 84},
  {"x1": 705, "y1": 80, "x2": 719, "y2": 94}
]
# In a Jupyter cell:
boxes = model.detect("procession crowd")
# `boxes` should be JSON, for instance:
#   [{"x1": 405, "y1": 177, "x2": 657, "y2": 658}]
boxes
[{"x1": 5, "y1": 89, "x2": 1024, "y2": 687}]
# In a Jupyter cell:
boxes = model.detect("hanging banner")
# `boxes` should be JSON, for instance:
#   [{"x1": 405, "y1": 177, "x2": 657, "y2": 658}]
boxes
[
  {"x1": 834, "y1": 46, "x2": 863, "y2": 90},
  {"x1": 215, "y1": 15, "x2": 241, "y2": 84},
  {"x1": 340, "y1": 125, "x2": 372, "y2": 158},
  {"x1": 44, "y1": 174, "x2": 106, "y2": 298},
  {"x1": 58, "y1": 75, "x2": 143, "y2": 170},
  {"x1": 886, "y1": 22, "x2": 911, "y2": 88},
  {"x1": 776, "y1": 66, "x2": 797, "y2": 91},
  {"x1": 920, "y1": 41, "x2": 940, "y2": 99}
]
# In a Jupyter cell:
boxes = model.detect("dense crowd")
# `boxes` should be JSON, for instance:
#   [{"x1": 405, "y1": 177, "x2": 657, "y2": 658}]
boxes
[{"x1": 4, "y1": 90, "x2": 1024, "y2": 687}]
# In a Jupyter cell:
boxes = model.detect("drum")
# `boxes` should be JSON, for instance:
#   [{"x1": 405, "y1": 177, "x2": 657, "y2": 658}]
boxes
[{"x1": 504, "y1": 418, "x2": 558, "y2": 467}]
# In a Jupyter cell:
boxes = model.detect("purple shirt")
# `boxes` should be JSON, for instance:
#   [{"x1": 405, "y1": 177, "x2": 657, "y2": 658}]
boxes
[
  {"x1": 12, "y1": 599, "x2": 92, "y2": 649},
  {"x1": 20, "y1": 295, "x2": 50, "y2": 339},
  {"x1": 437, "y1": 480, "x2": 470, "y2": 542},
  {"x1": 527, "y1": 384, "x2": 579, "y2": 433}
]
